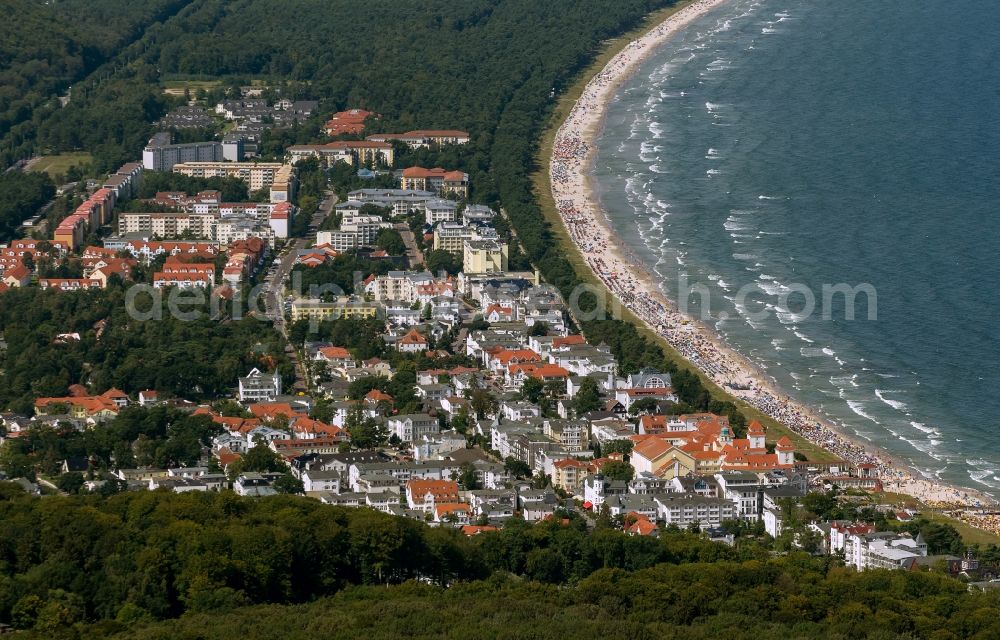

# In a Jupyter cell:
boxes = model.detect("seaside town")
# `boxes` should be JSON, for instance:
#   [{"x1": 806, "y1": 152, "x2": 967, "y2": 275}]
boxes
[
  {"x1": 2, "y1": 0, "x2": 999, "y2": 636},
  {"x1": 550, "y1": 0, "x2": 1000, "y2": 532},
  {"x1": 0, "y1": 75, "x2": 998, "y2": 579}
]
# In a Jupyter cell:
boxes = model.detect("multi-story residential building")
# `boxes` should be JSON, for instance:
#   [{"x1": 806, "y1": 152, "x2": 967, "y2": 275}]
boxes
[
  {"x1": 366, "y1": 130, "x2": 470, "y2": 148},
  {"x1": 387, "y1": 413, "x2": 440, "y2": 443},
  {"x1": 118, "y1": 211, "x2": 217, "y2": 238},
  {"x1": 841, "y1": 532, "x2": 928, "y2": 571},
  {"x1": 463, "y1": 239, "x2": 508, "y2": 274},
  {"x1": 552, "y1": 458, "x2": 597, "y2": 495},
  {"x1": 423, "y1": 198, "x2": 458, "y2": 225},
  {"x1": 364, "y1": 271, "x2": 442, "y2": 303},
  {"x1": 287, "y1": 143, "x2": 353, "y2": 167},
  {"x1": 142, "y1": 132, "x2": 223, "y2": 172},
  {"x1": 400, "y1": 167, "x2": 469, "y2": 198},
  {"x1": 543, "y1": 419, "x2": 590, "y2": 452},
  {"x1": 104, "y1": 162, "x2": 144, "y2": 200},
  {"x1": 462, "y1": 204, "x2": 496, "y2": 225},
  {"x1": 339, "y1": 214, "x2": 389, "y2": 245},
  {"x1": 323, "y1": 109, "x2": 377, "y2": 136},
  {"x1": 222, "y1": 133, "x2": 245, "y2": 161},
  {"x1": 467, "y1": 489, "x2": 517, "y2": 520},
  {"x1": 152, "y1": 269, "x2": 213, "y2": 289},
  {"x1": 287, "y1": 141, "x2": 394, "y2": 167},
  {"x1": 171, "y1": 162, "x2": 294, "y2": 193},
  {"x1": 215, "y1": 218, "x2": 276, "y2": 248},
  {"x1": 104, "y1": 240, "x2": 218, "y2": 263},
  {"x1": 653, "y1": 494, "x2": 735, "y2": 530},
  {"x1": 238, "y1": 368, "x2": 282, "y2": 402},
  {"x1": 405, "y1": 479, "x2": 460, "y2": 511},
  {"x1": 270, "y1": 165, "x2": 297, "y2": 202},
  {"x1": 347, "y1": 188, "x2": 436, "y2": 216},
  {"x1": 290, "y1": 298, "x2": 380, "y2": 322},
  {"x1": 433, "y1": 222, "x2": 481, "y2": 254}
]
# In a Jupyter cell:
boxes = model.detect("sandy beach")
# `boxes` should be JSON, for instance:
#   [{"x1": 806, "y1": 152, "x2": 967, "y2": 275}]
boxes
[{"x1": 548, "y1": 0, "x2": 1000, "y2": 526}]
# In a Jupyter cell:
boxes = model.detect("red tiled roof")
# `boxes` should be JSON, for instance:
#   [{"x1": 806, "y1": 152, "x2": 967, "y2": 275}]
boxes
[
  {"x1": 318, "y1": 346, "x2": 352, "y2": 360},
  {"x1": 461, "y1": 525, "x2": 499, "y2": 536},
  {"x1": 400, "y1": 329, "x2": 428, "y2": 344},
  {"x1": 407, "y1": 479, "x2": 459, "y2": 501}
]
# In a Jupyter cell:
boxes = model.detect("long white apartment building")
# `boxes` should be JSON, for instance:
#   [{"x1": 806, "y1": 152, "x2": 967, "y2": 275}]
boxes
[{"x1": 172, "y1": 161, "x2": 294, "y2": 194}]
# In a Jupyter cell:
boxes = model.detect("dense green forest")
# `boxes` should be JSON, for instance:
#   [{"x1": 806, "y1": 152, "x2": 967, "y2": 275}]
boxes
[
  {"x1": 0, "y1": 287, "x2": 291, "y2": 414},
  {"x1": 0, "y1": 488, "x2": 997, "y2": 639},
  {"x1": 0, "y1": 0, "x2": 195, "y2": 166},
  {"x1": 72, "y1": 570, "x2": 1000, "y2": 640},
  {"x1": 0, "y1": 406, "x2": 222, "y2": 479},
  {"x1": 0, "y1": 172, "x2": 54, "y2": 243},
  {"x1": 16, "y1": 0, "x2": 677, "y2": 170}
]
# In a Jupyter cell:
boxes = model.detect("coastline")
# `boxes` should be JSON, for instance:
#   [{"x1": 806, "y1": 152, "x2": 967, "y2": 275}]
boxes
[{"x1": 546, "y1": 0, "x2": 999, "y2": 517}]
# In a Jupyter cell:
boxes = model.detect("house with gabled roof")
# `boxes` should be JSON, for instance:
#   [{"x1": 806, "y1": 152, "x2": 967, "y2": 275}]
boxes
[
  {"x1": 2, "y1": 263, "x2": 31, "y2": 288},
  {"x1": 433, "y1": 502, "x2": 471, "y2": 525},
  {"x1": 405, "y1": 479, "x2": 460, "y2": 511},
  {"x1": 397, "y1": 328, "x2": 428, "y2": 353},
  {"x1": 315, "y1": 346, "x2": 356, "y2": 369}
]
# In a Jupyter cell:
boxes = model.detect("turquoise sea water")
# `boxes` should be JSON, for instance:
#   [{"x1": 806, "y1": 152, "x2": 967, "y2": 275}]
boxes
[{"x1": 593, "y1": 0, "x2": 1000, "y2": 493}]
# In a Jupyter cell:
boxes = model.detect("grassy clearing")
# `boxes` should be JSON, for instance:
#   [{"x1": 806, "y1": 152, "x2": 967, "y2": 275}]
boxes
[
  {"x1": 27, "y1": 152, "x2": 93, "y2": 180},
  {"x1": 925, "y1": 511, "x2": 1000, "y2": 546},
  {"x1": 162, "y1": 79, "x2": 223, "y2": 96},
  {"x1": 531, "y1": 1, "x2": 838, "y2": 462},
  {"x1": 872, "y1": 492, "x2": 1000, "y2": 545}
]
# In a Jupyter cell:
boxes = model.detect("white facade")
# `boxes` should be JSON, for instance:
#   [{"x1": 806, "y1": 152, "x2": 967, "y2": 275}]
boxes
[{"x1": 238, "y1": 368, "x2": 282, "y2": 402}]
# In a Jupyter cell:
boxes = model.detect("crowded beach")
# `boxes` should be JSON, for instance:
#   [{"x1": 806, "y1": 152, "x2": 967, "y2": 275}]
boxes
[{"x1": 548, "y1": 0, "x2": 1000, "y2": 531}]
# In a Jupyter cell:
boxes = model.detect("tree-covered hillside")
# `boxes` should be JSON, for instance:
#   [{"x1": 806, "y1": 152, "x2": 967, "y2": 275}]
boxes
[
  {"x1": 24, "y1": 0, "x2": 670, "y2": 169},
  {"x1": 0, "y1": 287, "x2": 291, "y2": 415},
  {"x1": 3, "y1": 488, "x2": 999, "y2": 639},
  {"x1": 0, "y1": 0, "x2": 195, "y2": 165}
]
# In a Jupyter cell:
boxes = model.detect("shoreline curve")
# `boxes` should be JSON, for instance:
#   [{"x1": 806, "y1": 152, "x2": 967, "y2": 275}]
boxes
[{"x1": 546, "y1": 0, "x2": 997, "y2": 514}]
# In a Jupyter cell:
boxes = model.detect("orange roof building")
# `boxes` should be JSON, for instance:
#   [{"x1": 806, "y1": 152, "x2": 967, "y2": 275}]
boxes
[
  {"x1": 406, "y1": 479, "x2": 460, "y2": 511},
  {"x1": 433, "y1": 502, "x2": 471, "y2": 523},
  {"x1": 399, "y1": 166, "x2": 469, "y2": 197},
  {"x1": 397, "y1": 328, "x2": 428, "y2": 352},
  {"x1": 323, "y1": 109, "x2": 377, "y2": 136}
]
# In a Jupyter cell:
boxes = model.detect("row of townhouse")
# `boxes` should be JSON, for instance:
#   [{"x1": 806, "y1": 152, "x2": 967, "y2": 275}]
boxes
[
  {"x1": 52, "y1": 163, "x2": 143, "y2": 251},
  {"x1": 152, "y1": 257, "x2": 216, "y2": 289},
  {"x1": 101, "y1": 239, "x2": 219, "y2": 263}
]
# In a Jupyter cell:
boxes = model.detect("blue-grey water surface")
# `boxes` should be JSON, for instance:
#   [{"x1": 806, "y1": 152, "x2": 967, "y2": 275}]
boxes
[{"x1": 594, "y1": 0, "x2": 1000, "y2": 492}]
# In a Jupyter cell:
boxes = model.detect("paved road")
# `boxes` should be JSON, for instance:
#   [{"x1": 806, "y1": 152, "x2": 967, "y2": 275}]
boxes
[
  {"x1": 263, "y1": 190, "x2": 338, "y2": 335},
  {"x1": 395, "y1": 222, "x2": 425, "y2": 268},
  {"x1": 261, "y1": 191, "x2": 337, "y2": 392}
]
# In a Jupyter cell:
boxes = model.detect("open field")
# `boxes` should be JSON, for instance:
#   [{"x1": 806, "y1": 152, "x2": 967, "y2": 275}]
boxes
[
  {"x1": 924, "y1": 511, "x2": 1000, "y2": 546},
  {"x1": 162, "y1": 79, "x2": 223, "y2": 96},
  {"x1": 873, "y1": 492, "x2": 1000, "y2": 545},
  {"x1": 531, "y1": 1, "x2": 838, "y2": 462},
  {"x1": 26, "y1": 152, "x2": 93, "y2": 180}
]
